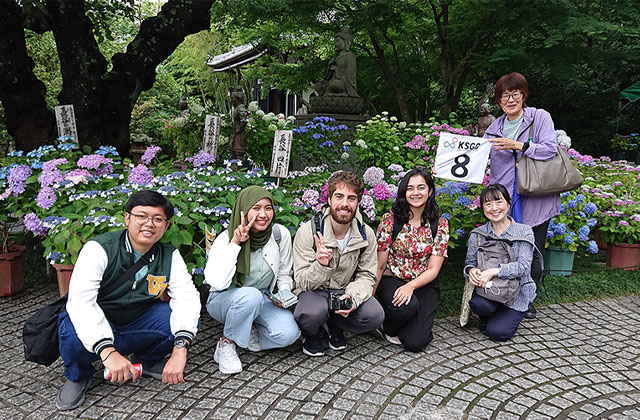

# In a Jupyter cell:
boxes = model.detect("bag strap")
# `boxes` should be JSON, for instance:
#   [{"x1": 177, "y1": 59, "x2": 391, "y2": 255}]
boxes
[
  {"x1": 98, "y1": 243, "x2": 157, "y2": 298},
  {"x1": 470, "y1": 227, "x2": 544, "y2": 270},
  {"x1": 513, "y1": 110, "x2": 537, "y2": 160}
]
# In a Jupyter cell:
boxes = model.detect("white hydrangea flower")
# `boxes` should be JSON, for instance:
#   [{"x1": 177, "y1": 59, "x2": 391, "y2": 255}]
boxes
[
  {"x1": 398, "y1": 121, "x2": 407, "y2": 129},
  {"x1": 248, "y1": 101, "x2": 259, "y2": 112},
  {"x1": 390, "y1": 116, "x2": 397, "y2": 122}
]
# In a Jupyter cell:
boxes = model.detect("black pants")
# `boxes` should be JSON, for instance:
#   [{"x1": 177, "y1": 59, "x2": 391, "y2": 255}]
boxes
[
  {"x1": 376, "y1": 276, "x2": 439, "y2": 352},
  {"x1": 531, "y1": 219, "x2": 550, "y2": 286}
]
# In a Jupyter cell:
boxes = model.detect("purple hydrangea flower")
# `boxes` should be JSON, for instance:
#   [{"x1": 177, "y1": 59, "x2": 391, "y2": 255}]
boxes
[
  {"x1": 128, "y1": 164, "x2": 154, "y2": 185},
  {"x1": 6, "y1": 164, "x2": 32, "y2": 196},
  {"x1": 78, "y1": 154, "x2": 113, "y2": 170},
  {"x1": 302, "y1": 189, "x2": 320, "y2": 206},
  {"x1": 24, "y1": 213, "x2": 48, "y2": 236},
  {"x1": 141, "y1": 145, "x2": 162, "y2": 165},
  {"x1": 38, "y1": 158, "x2": 68, "y2": 187},
  {"x1": 359, "y1": 194, "x2": 376, "y2": 221},
  {"x1": 186, "y1": 150, "x2": 216, "y2": 167},
  {"x1": 36, "y1": 187, "x2": 57, "y2": 209},
  {"x1": 372, "y1": 183, "x2": 392, "y2": 200},
  {"x1": 363, "y1": 167, "x2": 385, "y2": 186}
]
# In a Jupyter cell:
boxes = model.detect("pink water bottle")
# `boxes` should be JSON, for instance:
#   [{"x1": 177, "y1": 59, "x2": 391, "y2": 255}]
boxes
[{"x1": 104, "y1": 363, "x2": 142, "y2": 380}]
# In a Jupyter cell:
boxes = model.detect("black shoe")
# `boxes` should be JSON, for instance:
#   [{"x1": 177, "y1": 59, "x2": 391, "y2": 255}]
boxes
[
  {"x1": 301, "y1": 335, "x2": 325, "y2": 357},
  {"x1": 327, "y1": 321, "x2": 347, "y2": 351},
  {"x1": 524, "y1": 303, "x2": 537, "y2": 319},
  {"x1": 56, "y1": 377, "x2": 92, "y2": 411}
]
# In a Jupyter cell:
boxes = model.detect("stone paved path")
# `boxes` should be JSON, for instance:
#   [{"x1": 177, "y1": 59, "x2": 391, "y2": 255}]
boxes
[{"x1": 1, "y1": 286, "x2": 639, "y2": 420}]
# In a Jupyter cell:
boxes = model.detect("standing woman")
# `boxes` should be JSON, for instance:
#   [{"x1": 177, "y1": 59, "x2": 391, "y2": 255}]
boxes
[
  {"x1": 204, "y1": 186, "x2": 300, "y2": 374},
  {"x1": 464, "y1": 184, "x2": 536, "y2": 341},
  {"x1": 374, "y1": 169, "x2": 449, "y2": 352},
  {"x1": 484, "y1": 72, "x2": 560, "y2": 318}
]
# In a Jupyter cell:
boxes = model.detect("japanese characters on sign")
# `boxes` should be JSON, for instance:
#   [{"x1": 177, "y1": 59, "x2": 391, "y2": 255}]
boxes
[
  {"x1": 270, "y1": 130, "x2": 293, "y2": 178},
  {"x1": 54, "y1": 105, "x2": 78, "y2": 142},
  {"x1": 203, "y1": 115, "x2": 221, "y2": 158},
  {"x1": 433, "y1": 133, "x2": 491, "y2": 184}
]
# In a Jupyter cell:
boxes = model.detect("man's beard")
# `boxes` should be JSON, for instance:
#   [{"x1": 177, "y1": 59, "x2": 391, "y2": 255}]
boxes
[{"x1": 330, "y1": 206, "x2": 355, "y2": 225}]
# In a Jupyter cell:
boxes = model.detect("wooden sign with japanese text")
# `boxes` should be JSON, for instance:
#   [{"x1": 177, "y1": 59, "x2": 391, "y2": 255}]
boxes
[
  {"x1": 434, "y1": 133, "x2": 491, "y2": 184},
  {"x1": 270, "y1": 130, "x2": 293, "y2": 178},
  {"x1": 203, "y1": 115, "x2": 221, "y2": 158},
  {"x1": 55, "y1": 105, "x2": 78, "y2": 141}
]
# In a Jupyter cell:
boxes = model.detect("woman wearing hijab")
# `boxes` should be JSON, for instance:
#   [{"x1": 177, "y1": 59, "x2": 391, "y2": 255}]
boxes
[{"x1": 204, "y1": 186, "x2": 300, "y2": 374}]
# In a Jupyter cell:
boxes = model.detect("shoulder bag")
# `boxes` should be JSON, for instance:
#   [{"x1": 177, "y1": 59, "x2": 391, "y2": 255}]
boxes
[{"x1": 516, "y1": 112, "x2": 583, "y2": 196}]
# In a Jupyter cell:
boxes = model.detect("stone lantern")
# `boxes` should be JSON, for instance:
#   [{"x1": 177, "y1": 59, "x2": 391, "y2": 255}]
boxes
[{"x1": 130, "y1": 129, "x2": 151, "y2": 165}]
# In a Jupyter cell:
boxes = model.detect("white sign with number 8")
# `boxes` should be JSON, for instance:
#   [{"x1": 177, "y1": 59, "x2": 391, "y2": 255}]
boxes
[{"x1": 433, "y1": 133, "x2": 491, "y2": 184}]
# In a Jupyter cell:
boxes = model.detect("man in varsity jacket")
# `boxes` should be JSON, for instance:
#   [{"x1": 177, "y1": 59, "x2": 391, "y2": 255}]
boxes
[{"x1": 56, "y1": 190, "x2": 201, "y2": 411}]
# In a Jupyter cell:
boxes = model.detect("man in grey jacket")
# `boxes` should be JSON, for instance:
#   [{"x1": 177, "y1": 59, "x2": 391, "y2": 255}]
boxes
[{"x1": 293, "y1": 171, "x2": 384, "y2": 356}]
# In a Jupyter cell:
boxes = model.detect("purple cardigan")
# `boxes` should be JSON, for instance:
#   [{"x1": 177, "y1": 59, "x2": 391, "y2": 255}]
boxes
[{"x1": 484, "y1": 107, "x2": 561, "y2": 228}]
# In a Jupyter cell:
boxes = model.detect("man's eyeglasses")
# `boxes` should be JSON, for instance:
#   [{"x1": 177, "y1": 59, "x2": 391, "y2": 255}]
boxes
[
  {"x1": 129, "y1": 213, "x2": 167, "y2": 225},
  {"x1": 500, "y1": 91, "x2": 522, "y2": 103}
]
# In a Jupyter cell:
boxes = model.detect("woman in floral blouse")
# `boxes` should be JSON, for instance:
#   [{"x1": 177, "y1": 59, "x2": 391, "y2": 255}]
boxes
[{"x1": 375, "y1": 168, "x2": 449, "y2": 351}]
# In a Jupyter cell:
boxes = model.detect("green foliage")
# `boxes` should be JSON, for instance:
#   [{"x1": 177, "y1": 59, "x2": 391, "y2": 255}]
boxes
[
  {"x1": 291, "y1": 116, "x2": 349, "y2": 168},
  {"x1": 245, "y1": 104, "x2": 295, "y2": 168}
]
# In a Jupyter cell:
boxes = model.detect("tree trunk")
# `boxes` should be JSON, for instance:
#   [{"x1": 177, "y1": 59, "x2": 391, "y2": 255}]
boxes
[
  {"x1": 0, "y1": 2, "x2": 56, "y2": 151},
  {"x1": 1, "y1": 0, "x2": 214, "y2": 155},
  {"x1": 368, "y1": 32, "x2": 412, "y2": 123}
]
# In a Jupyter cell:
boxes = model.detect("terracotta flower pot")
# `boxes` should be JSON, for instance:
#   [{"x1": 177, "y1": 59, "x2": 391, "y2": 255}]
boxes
[
  {"x1": 53, "y1": 263, "x2": 75, "y2": 297},
  {"x1": 593, "y1": 227, "x2": 607, "y2": 251},
  {"x1": 0, "y1": 244, "x2": 26, "y2": 296},
  {"x1": 606, "y1": 243, "x2": 640, "y2": 271}
]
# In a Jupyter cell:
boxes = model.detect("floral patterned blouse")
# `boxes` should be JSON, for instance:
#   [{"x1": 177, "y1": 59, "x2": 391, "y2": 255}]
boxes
[{"x1": 376, "y1": 212, "x2": 450, "y2": 281}]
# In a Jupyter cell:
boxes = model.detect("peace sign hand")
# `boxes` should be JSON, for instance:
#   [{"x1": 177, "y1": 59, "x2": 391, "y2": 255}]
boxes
[
  {"x1": 231, "y1": 211, "x2": 257, "y2": 245},
  {"x1": 314, "y1": 232, "x2": 333, "y2": 267}
]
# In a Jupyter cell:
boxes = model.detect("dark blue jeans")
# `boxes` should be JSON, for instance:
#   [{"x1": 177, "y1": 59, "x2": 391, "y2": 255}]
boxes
[
  {"x1": 469, "y1": 291, "x2": 526, "y2": 342},
  {"x1": 58, "y1": 301, "x2": 174, "y2": 381}
]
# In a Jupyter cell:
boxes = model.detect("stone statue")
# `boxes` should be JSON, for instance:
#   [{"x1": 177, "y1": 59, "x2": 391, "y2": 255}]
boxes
[
  {"x1": 315, "y1": 28, "x2": 359, "y2": 98},
  {"x1": 477, "y1": 102, "x2": 495, "y2": 137},
  {"x1": 310, "y1": 28, "x2": 364, "y2": 114},
  {"x1": 229, "y1": 86, "x2": 248, "y2": 161}
]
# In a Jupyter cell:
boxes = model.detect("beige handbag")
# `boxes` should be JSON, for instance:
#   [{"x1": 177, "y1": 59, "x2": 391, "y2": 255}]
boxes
[{"x1": 516, "y1": 113, "x2": 583, "y2": 196}]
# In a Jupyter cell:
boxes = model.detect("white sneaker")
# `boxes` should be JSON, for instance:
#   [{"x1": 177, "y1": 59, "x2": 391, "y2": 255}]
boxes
[
  {"x1": 214, "y1": 338, "x2": 242, "y2": 374},
  {"x1": 384, "y1": 333, "x2": 402, "y2": 345},
  {"x1": 247, "y1": 325, "x2": 262, "y2": 352}
]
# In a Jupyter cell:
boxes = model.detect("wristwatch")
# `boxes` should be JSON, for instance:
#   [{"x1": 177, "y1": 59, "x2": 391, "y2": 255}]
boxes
[{"x1": 174, "y1": 337, "x2": 191, "y2": 350}]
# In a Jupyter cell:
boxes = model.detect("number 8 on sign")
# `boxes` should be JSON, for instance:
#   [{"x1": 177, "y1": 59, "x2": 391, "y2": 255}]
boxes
[{"x1": 451, "y1": 154, "x2": 470, "y2": 178}]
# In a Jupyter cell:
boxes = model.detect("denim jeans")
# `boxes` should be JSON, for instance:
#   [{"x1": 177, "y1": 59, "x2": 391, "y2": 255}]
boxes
[
  {"x1": 206, "y1": 287, "x2": 300, "y2": 349},
  {"x1": 58, "y1": 301, "x2": 175, "y2": 382}
]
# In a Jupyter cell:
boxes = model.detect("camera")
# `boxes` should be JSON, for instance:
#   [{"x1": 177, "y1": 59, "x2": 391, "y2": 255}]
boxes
[{"x1": 328, "y1": 292, "x2": 352, "y2": 311}]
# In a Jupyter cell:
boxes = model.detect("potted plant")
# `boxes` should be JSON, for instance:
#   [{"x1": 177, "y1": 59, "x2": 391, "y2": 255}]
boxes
[
  {"x1": 598, "y1": 205, "x2": 640, "y2": 271},
  {"x1": 545, "y1": 192, "x2": 599, "y2": 276},
  {"x1": 0, "y1": 159, "x2": 37, "y2": 296}
]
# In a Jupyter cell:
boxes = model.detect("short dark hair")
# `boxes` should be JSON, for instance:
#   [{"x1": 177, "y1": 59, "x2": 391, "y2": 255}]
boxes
[
  {"x1": 327, "y1": 171, "x2": 364, "y2": 202},
  {"x1": 125, "y1": 190, "x2": 174, "y2": 220},
  {"x1": 494, "y1": 72, "x2": 529, "y2": 106},
  {"x1": 392, "y1": 168, "x2": 440, "y2": 226},
  {"x1": 480, "y1": 184, "x2": 511, "y2": 206}
]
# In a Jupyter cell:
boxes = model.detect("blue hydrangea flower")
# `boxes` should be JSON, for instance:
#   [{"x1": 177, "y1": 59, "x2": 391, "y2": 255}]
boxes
[
  {"x1": 564, "y1": 236, "x2": 574, "y2": 245},
  {"x1": 553, "y1": 223, "x2": 567, "y2": 235},
  {"x1": 455, "y1": 196, "x2": 472, "y2": 207},
  {"x1": 560, "y1": 192, "x2": 570, "y2": 198},
  {"x1": 567, "y1": 200, "x2": 577, "y2": 209},
  {"x1": 576, "y1": 194, "x2": 585, "y2": 203},
  {"x1": 560, "y1": 204, "x2": 567, "y2": 213},
  {"x1": 546, "y1": 230, "x2": 555, "y2": 239},
  {"x1": 441, "y1": 213, "x2": 452, "y2": 220},
  {"x1": 578, "y1": 211, "x2": 586, "y2": 218},
  {"x1": 587, "y1": 218, "x2": 597, "y2": 227},
  {"x1": 587, "y1": 241, "x2": 599, "y2": 254},
  {"x1": 455, "y1": 228, "x2": 465, "y2": 236},
  {"x1": 578, "y1": 226, "x2": 590, "y2": 236},
  {"x1": 584, "y1": 203, "x2": 597, "y2": 215}
]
